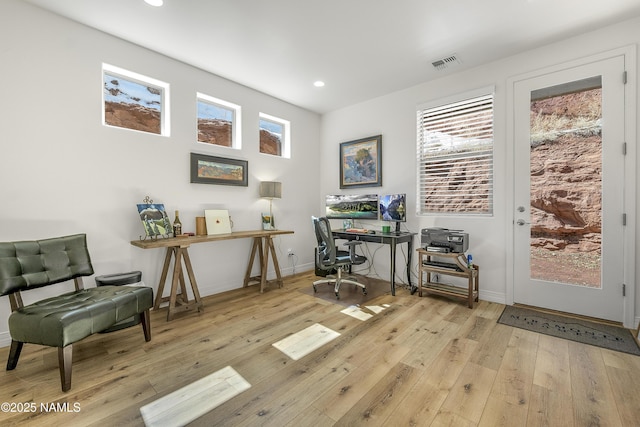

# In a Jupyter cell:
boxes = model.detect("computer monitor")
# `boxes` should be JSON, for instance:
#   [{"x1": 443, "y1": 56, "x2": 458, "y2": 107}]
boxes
[
  {"x1": 325, "y1": 194, "x2": 378, "y2": 219},
  {"x1": 379, "y1": 193, "x2": 406, "y2": 233}
]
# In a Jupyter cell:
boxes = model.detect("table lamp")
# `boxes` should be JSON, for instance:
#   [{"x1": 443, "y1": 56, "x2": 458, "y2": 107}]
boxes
[{"x1": 259, "y1": 181, "x2": 281, "y2": 230}]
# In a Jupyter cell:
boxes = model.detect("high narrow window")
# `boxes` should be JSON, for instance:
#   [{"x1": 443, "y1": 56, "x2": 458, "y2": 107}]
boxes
[
  {"x1": 259, "y1": 113, "x2": 290, "y2": 158},
  {"x1": 197, "y1": 93, "x2": 241, "y2": 149},
  {"x1": 102, "y1": 63, "x2": 170, "y2": 136},
  {"x1": 417, "y1": 88, "x2": 494, "y2": 215}
]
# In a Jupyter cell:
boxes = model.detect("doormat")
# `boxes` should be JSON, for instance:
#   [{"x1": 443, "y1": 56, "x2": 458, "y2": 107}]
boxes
[{"x1": 498, "y1": 305, "x2": 640, "y2": 356}]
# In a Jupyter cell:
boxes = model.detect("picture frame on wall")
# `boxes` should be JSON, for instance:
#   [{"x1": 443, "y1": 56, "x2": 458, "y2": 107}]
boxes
[
  {"x1": 339, "y1": 135, "x2": 382, "y2": 188},
  {"x1": 190, "y1": 153, "x2": 248, "y2": 186}
]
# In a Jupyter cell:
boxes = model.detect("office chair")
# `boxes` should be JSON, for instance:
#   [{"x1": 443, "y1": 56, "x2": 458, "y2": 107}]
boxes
[{"x1": 312, "y1": 216, "x2": 367, "y2": 299}]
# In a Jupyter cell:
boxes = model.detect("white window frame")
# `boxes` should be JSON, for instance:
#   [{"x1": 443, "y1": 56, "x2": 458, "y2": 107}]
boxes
[
  {"x1": 416, "y1": 86, "x2": 495, "y2": 216},
  {"x1": 102, "y1": 63, "x2": 170, "y2": 136},
  {"x1": 196, "y1": 93, "x2": 242, "y2": 149},
  {"x1": 259, "y1": 112, "x2": 290, "y2": 158}
]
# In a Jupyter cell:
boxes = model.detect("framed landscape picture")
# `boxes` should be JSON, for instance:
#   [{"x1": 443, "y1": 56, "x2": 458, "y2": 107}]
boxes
[
  {"x1": 340, "y1": 135, "x2": 382, "y2": 188},
  {"x1": 190, "y1": 153, "x2": 248, "y2": 186}
]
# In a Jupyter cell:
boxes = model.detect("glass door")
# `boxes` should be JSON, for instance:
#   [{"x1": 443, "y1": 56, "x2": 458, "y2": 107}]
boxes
[{"x1": 513, "y1": 56, "x2": 625, "y2": 322}]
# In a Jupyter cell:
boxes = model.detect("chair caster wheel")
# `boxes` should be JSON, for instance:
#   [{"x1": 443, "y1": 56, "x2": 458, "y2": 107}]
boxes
[
  {"x1": 313, "y1": 285, "x2": 317, "y2": 293},
  {"x1": 362, "y1": 288, "x2": 367, "y2": 295},
  {"x1": 335, "y1": 292, "x2": 340, "y2": 299}
]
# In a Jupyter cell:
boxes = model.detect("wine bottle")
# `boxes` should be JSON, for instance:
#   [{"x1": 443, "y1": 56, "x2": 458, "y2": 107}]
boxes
[{"x1": 173, "y1": 210, "x2": 182, "y2": 237}]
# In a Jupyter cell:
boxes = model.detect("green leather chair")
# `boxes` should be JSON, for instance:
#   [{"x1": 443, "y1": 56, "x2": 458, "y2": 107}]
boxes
[{"x1": 0, "y1": 234, "x2": 153, "y2": 392}]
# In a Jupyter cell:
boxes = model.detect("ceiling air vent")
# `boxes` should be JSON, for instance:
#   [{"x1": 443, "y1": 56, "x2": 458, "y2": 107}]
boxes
[{"x1": 431, "y1": 54, "x2": 460, "y2": 71}]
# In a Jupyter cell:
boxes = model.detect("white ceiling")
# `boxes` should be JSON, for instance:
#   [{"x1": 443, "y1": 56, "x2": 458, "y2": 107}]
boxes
[{"x1": 23, "y1": 0, "x2": 640, "y2": 114}]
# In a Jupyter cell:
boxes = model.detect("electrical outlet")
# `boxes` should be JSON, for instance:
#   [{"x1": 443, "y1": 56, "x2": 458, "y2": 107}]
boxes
[{"x1": 287, "y1": 248, "x2": 295, "y2": 257}]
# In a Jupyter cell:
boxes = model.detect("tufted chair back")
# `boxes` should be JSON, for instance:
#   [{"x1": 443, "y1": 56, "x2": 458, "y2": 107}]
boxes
[{"x1": 0, "y1": 234, "x2": 94, "y2": 297}]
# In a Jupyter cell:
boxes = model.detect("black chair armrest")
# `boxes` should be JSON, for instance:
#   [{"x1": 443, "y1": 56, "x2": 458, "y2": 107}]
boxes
[{"x1": 342, "y1": 241, "x2": 362, "y2": 263}]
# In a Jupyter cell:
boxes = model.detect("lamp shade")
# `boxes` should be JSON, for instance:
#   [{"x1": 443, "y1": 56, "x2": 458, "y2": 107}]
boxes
[{"x1": 259, "y1": 181, "x2": 282, "y2": 199}]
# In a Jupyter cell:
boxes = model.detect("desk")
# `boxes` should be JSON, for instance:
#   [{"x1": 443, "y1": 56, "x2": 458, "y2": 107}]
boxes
[
  {"x1": 131, "y1": 230, "x2": 294, "y2": 320},
  {"x1": 331, "y1": 229, "x2": 416, "y2": 296}
]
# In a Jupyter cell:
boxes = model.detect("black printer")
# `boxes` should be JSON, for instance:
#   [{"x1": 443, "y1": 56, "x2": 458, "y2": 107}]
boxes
[{"x1": 421, "y1": 228, "x2": 469, "y2": 253}]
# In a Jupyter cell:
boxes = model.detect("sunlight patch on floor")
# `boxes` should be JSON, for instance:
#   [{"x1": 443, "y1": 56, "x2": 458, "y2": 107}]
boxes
[
  {"x1": 140, "y1": 366, "x2": 250, "y2": 427},
  {"x1": 341, "y1": 303, "x2": 390, "y2": 320},
  {"x1": 272, "y1": 323, "x2": 340, "y2": 360}
]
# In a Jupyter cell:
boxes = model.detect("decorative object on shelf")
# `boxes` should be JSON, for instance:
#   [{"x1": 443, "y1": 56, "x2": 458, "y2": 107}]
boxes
[
  {"x1": 195, "y1": 216, "x2": 207, "y2": 236},
  {"x1": 261, "y1": 213, "x2": 274, "y2": 230},
  {"x1": 172, "y1": 210, "x2": 182, "y2": 237},
  {"x1": 137, "y1": 196, "x2": 171, "y2": 240},
  {"x1": 259, "y1": 181, "x2": 281, "y2": 230},
  {"x1": 204, "y1": 209, "x2": 232, "y2": 235},
  {"x1": 339, "y1": 135, "x2": 382, "y2": 188},
  {"x1": 190, "y1": 153, "x2": 248, "y2": 186}
]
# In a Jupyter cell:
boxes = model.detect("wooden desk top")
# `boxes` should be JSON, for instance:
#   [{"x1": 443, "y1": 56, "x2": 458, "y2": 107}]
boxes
[{"x1": 131, "y1": 229, "x2": 294, "y2": 249}]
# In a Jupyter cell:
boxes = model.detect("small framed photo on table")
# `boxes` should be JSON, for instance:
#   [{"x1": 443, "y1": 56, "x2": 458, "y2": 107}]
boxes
[{"x1": 204, "y1": 209, "x2": 232, "y2": 235}]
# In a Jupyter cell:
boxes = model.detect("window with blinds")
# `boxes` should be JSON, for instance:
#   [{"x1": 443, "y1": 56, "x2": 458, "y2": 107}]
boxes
[{"x1": 417, "y1": 91, "x2": 494, "y2": 215}]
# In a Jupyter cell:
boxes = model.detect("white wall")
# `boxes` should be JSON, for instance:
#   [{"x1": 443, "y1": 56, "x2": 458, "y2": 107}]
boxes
[
  {"x1": 2, "y1": 1, "x2": 639, "y2": 348},
  {"x1": 321, "y1": 16, "x2": 640, "y2": 327},
  {"x1": 0, "y1": 1, "x2": 320, "y2": 346}
]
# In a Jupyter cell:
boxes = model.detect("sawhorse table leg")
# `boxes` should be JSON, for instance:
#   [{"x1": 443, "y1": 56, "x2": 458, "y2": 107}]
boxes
[
  {"x1": 154, "y1": 245, "x2": 204, "y2": 321},
  {"x1": 243, "y1": 236, "x2": 284, "y2": 293}
]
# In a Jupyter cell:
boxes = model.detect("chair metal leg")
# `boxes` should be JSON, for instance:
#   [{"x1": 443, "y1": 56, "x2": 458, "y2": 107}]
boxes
[
  {"x1": 313, "y1": 272, "x2": 337, "y2": 291},
  {"x1": 58, "y1": 345, "x2": 73, "y2": 392},
  {"x1": 312, "y1": 267, "x2": 366, "y2": 299},
  {"x1": 338, "y1": 278, "x2": 367, "y2": 294}
]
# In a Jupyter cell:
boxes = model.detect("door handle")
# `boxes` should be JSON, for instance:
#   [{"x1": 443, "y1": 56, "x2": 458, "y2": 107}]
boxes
[{"x1": 516, "y1": 219, "x2": 530, "y2": 226}]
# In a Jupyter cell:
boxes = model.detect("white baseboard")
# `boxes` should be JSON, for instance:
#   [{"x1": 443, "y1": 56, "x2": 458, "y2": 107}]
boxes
[
  {"x1": 0, "y1": 331, "x2": 11, "y2": 349},
  {"x1": 281, "y1": 262, "x2": 314, "y2": 277},
  {"x1": 478, "y1": 289, "x2": 507, "y2": 305}
]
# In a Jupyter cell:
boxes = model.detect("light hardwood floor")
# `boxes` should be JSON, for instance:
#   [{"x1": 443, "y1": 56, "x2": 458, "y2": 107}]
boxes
[{"x1": 1, "y1": 270, "x2": 639, "y2": 426}]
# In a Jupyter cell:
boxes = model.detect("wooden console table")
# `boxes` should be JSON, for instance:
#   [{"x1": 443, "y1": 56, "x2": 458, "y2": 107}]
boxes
[
  {"x1": 416, "y1": 249, "x2": 479, "y2": 308},
  {"x1": 131, "y1": 230, "x2": 293, "y2": 320}
]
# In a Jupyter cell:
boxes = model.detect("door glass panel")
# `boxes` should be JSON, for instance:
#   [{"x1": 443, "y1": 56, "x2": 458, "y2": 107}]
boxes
[{"x1": 529, "y1": 76, "x2": 602, "y2": 288}]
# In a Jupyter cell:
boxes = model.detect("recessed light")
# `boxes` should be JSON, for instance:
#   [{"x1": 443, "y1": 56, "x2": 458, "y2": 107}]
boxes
[
  {"x1": 144, "y1": 0, "x2": 163, "y2": 6},
  {"x1": 313, "y1": 81, "x2": 325, "y2": 88}
]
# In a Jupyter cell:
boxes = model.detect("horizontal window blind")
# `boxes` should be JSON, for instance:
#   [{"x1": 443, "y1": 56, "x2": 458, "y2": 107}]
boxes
[{"x1": 417, "y1": 93, "x2": 494, "y2": 214}]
